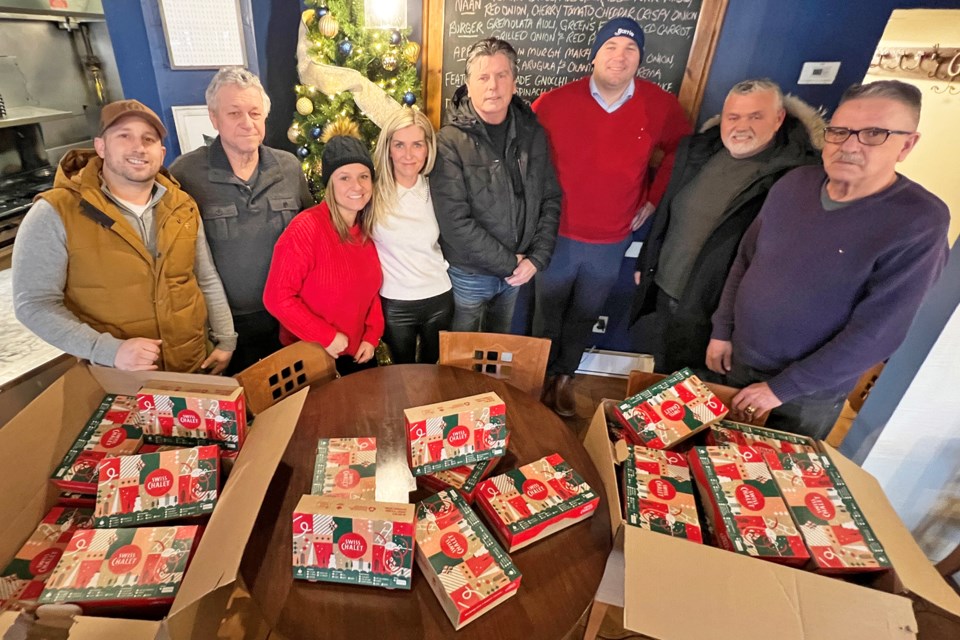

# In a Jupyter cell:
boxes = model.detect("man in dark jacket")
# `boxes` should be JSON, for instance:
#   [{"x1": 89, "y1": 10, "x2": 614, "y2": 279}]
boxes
[
  {"x1": 630, "y1": 79, "x2": 823, "y2": 378},
  {"x1": 430, "y1": 38, "x2": 561, "y2": 333}
]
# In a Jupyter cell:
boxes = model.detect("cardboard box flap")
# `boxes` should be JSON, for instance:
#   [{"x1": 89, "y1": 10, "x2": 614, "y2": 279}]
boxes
[
  {"x1": 166, "y1": 389, "x2": 307, "y2": 623},
  {"x1": 68, "y1": 616, "x2": 160, "y2": 639},
  {"x1": 581, "y1": 401, "x2": 622, "y2": 542},
  {"x1": 823, "y1": 444, "x2": 960, "y2": 619},
  {"x1": 623, "y1": 525, "x2": 917, "y2": 640},
  {"x1": 87, "y1": 365, "x2": 238, "y2": 396}
]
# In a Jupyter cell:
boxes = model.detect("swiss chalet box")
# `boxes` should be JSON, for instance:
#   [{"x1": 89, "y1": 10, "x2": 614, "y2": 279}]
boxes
[
  {"x1": 688, "y1": 446, "x2": 809, "y2": 565},
  {"x1": 94, "y1": 445, "x2": 220, "y2": 528},
  {"x1": 582, "y1": 402, "x2": 960, "y2": 640},
  {"x1": 51, "y1": 394, "x2": 145, "y2": 494},
  {"x1": 708, "y1": 420, "x2": 819, "y2": 454},
  {"x1": 37, "y1": 525, "x2": 202, "y2": 610},
  {"x1": 474, "y1": 453, "x2": 600, "y2": 552},
  {"x1": 137, "y1": 381, "x2": 247, "y2": 451},
  {"x1": 415, "y1": 489, "x2": 521, "y2": 629},
  {"x1": 0, "y1": 507, "x2": 94, "y2": 610},
  {"x1": 0, "y1": 364, "x2": 306, "y2": 639},
  {"x1": 613, "y1": 368, "x2": 728, "y2": 449},
  {"x1": 404, "y1": 392, "x2": 508, "y2": 476},
  {"x1": 418, "y1": 457, "x2": 499, "y2": 504},
  {"x1": 764, "y1": 450, "x2": 892, "y2": 573},
  {"x1": 292, "y1": 495, "x2": 415, "y2": 590},
  {"x1": 311, "y1": 437, "x2": 377, "y2": 500},
  {"x1": 623, "y1": 445, "x2": 702, "y2": 543}
]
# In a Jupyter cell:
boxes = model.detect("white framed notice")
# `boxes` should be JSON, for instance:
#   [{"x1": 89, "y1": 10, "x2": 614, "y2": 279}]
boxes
[
  {"x1": 172, "y1": 106, "x2": 217, "y2": 154},
  {"x1": 159, "y1": 0, "x2": 247, "y2": 69}
]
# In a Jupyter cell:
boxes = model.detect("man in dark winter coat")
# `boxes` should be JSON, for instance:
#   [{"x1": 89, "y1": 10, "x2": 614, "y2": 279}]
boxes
[
  {"x1": 430, "y1": 37, "x2": 561, "y2": 334},
  {"x1": 630, "y1": 79, "x2": 823, "y2": 378}
]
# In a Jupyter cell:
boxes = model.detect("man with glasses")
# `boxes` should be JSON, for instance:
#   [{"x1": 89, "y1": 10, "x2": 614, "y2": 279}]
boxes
[{"x1": 706, "y1": 80, "x2": 949, "y2": 439}]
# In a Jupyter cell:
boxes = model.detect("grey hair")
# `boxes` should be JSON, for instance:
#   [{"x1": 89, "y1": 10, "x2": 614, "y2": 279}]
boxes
[
  {"x1": 728, "y1": 78, "x2": 784, "y2": 111},
  {"x1": 205, "y1": 67, "x2": 271, "y2": 116},
  {"x1": 839, "y1": 80, "x2": 921, "y2": 125},
  {"x1": 465, "y1": 38, "x2": 519, "y2": 82}
]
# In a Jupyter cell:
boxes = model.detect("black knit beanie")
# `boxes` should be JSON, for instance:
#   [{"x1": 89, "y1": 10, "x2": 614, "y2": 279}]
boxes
[{"x1": 321, "y1": 135, "x2": 375, "y2": 186}]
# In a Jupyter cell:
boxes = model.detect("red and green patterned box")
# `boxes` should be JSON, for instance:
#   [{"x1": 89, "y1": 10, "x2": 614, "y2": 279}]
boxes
[
  {"x1": 708, "y1": 420, "x2": 819, "y2": 454},
  {"x1": 137, "y1": 382, "x2": 246, "y2": 451},
  {"x1": 51, "y1": 394, "x2": 145, "y2": 494},
  {"x1": 292, "y1": 495, "x2": 415, "y2": 590},
  {"x1": 689, "y1": 446, "x2": 809, "y2": 566},
  {"x1": 94, "y1": 445, "x2": 219, "y2": 528},
  {"x1": 764, "y1": 451, "x2": 891, "y2": 573},
  {"x1": 415, "y1": 489, "x2": 521, "y2": 629},
  {"x1": 0, "y1": 507, "x2": 94, "y2": 610},
  {"x1": 311, "y1": 437, "x2": 377, "y2": 500},
  {"x1": 56, "y1": 492, "x2": 96, "y2": 509},
  {"x1": 37, "y1": 525, "x2": 201, "y2": 610},
  {"x1": 614, "y1": 368, "x2": 728, "y2": 449},
  {"x1": 405, "y1": 393, "x2": 508, "y2": 476},
  {"x1": 623, "y1": 445, "x2": 702, "y2": 543},
  {"x1": 418, "y1": 456, "x2": 500, "y2": 504},
  {"x1": 474, "y1": 453, "x2": 599, "y2": 552}
]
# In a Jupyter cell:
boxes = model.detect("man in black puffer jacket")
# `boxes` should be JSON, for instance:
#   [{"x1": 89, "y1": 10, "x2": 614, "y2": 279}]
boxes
[
  {"x1": 630, "y1": 79, "x2": 824, "y2": 378},
  {"x1": 430, "y1": 38, "x2": 561, "y2": 334}
]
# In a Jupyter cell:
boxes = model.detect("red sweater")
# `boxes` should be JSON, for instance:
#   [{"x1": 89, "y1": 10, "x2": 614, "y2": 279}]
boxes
[
  {"x1": 263, "y1": 202, "x2": 383, "y2": 356},
  {"x1": 533, "y1": 78, "x2": 691, "y2": 243}
]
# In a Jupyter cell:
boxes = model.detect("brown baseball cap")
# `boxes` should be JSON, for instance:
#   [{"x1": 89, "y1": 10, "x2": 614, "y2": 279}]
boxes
[{"x1": 99, "y1": 99, "x2": 167, "y2": 138}]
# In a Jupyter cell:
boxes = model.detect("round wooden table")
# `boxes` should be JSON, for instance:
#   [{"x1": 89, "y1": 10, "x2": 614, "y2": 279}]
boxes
[{"x1": 241, "y1": 365, "x2": 612, "y2": 639}]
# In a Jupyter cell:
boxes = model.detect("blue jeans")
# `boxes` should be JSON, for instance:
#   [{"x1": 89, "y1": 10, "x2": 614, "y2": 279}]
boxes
[{"x1": 448, "y1": 266, "x2": 520, "y2": 334}]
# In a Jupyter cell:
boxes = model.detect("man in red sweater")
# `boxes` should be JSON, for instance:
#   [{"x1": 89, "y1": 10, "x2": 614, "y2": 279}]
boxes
[{"x1": 533, "y1": 18, "x2": 691, "y2": 416}]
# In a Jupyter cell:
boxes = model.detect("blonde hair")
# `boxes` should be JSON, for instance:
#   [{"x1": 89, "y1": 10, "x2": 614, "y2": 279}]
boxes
[
  {"x1": 372, "y1": 108, "x2": 436, "y2": 227},
  {"x1": 324, "y1": 170, "x2": 376, "y2": 243}
]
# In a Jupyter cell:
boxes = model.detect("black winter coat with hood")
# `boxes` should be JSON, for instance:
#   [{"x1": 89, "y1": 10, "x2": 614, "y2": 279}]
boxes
[{"x1": 430, "y1": 86, "x2": 562, "y2": 278}]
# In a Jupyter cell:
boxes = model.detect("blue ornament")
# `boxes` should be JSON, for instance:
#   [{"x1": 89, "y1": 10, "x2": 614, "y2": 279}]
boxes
[
  {"x1": 317, "y1": 6, "x2": 329, "y2": 17},
  {"x1": 402, "y1": 92, "x2": 416, "y2": 106},
  {"x1": 297, "y1": 145, "x2": 310, "y2": 159},
  {"x1": 310, "y1": 126, "x2": 322, "y2": 140},
  {"x1": 389, "y1": 30, "x2": 402, "y2": 45},
  {"x1": 338, "y1": 39, "x2": 353, "y2": 57}
]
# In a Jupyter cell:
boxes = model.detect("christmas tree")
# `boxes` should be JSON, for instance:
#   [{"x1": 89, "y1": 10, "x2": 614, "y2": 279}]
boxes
[{"x1": 291, "y1": 0, "x2": 422, "y2": 198}]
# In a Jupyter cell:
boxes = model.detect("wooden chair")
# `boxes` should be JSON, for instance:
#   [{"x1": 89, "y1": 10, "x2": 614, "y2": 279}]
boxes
[
  {"x1": 626, "y1": 369, "x2": 767, "y2": 427},
  {"x1": 234, "y1": 342, "x2": 338, "y2": 415},
  {"x1": 438, "y1": 331, "x2": 551, "y2": 397}
]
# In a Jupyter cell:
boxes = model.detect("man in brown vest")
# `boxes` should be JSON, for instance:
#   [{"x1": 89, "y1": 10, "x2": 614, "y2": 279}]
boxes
[{"x1": 12, "y1": 100, "x2": 236, "y2": 372}]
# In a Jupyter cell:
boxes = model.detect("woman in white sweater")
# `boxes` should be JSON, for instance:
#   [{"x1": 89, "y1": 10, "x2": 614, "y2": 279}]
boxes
[{"x1": 371, "y1": 108, "x2": 453, "y2": 363}]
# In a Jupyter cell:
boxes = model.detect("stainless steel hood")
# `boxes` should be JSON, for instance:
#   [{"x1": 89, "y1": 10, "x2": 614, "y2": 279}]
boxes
[{"x1": 0, "y1": 0, "x2": 103, "y2": 21}]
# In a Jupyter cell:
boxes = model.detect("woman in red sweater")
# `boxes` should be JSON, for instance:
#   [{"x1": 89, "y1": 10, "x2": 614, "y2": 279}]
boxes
[{"x1": 263, "y1": 133, "x2": 383, "y2": 375}]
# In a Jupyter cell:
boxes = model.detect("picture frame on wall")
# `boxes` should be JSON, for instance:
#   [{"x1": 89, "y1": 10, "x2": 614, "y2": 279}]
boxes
[
  {"x1": 158, "y1": 0, "x2": 247, "y2": 69},
  {"x1": 172, "y1": 106, "x2": 217, "y2": 154}
]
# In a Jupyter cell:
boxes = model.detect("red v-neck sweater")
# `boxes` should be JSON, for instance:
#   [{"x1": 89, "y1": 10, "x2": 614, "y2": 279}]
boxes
[
  {"x1": 263, "y1": 202, "x2": 383, "y2": 356},
  {"x1": 533, "y1": 77, "x2": 691, "y2": 243}
]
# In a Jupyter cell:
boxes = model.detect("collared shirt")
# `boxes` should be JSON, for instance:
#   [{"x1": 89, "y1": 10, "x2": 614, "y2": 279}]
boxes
[{"x1": 590, "y1": 76, "x2": 636, "y2": 113}]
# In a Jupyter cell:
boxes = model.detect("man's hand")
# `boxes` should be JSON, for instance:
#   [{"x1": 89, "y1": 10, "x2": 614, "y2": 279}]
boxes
[
  {"x1": 354, "y1": 341, "x2": 376, "y2": 364},
  {"x1": 730, "y1": 382, "x2": 782, "y2": 423},
  {"x1": 634, "y1": 271, "x2": 641, "y2": 286},
  {"x1": 114, "y1": 338, "x2": 162, "y2": 371},
  {"x1": 705, "y1": 339, "x2": 733, "y2": 375},
  {"x1": 325, "y1": 332, "x2": 349, "y2": 358},
  {"x1": 630, "y1": 201, "x2": 656, "y2": 231},
  {"x1": 201, "y1": 348, "x2": 233, "y2": 375},
  {"x1": 506, "y1": 258, "x2": 537, "y2": 286}
]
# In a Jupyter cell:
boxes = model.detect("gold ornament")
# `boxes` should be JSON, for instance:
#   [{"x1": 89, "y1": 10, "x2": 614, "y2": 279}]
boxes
[
  {"x1": 382, "y1": 53, "x2": 398, "y2": 72},
  {"x1": 296, "y1": 97, "x2": 314, "y2": 116},
  {"x1": 301, "y1": 160, "x2": 312, "y2": 173},
  {"x1": 287, "y1": 123, "x2": 301, "y2": 144},
  {"x1": 403, "y1": 41, "x2": 421, "y2": 64},
  {"x1": 301, "y1": 9, "x2": 315, "y2": 26},
  {"x1": 318, "y1": 13, "x2": 339, "y2": 38}
]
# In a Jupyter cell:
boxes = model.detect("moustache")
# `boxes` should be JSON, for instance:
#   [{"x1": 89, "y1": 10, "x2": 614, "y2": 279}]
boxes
[{"x1": 831, "y1": 151, "x2": 864, "y2": 165}]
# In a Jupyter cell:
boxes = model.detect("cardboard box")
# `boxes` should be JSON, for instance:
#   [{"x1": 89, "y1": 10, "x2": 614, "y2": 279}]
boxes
[
  {"x1": 137, "y1": 382, "x2": 247, "y2": 451},
  {"x1": 0, "y1": 364, "x2": 306, "y2": 639},
  {"x1": 310, "y1": 437, "x2": 377, "y2": 500},
  {"x1": 707, "y1": 420, "x2": 819, "y2": 454},
  {"x1": 292, "y1": 495, "x2": 415, "y2": 590},
  {"x1": 582, "y1": 402, "x2": 960, "y2": 639},
  {"x1": 764, "y1": 450, "x2": 892, "y2": 573},
  {"x1": 613, "y1": 368, "x2": 728, "y2": 449},
  {"x1": 473, "y1": 453, "x2": 600, "y2": 552},
  {"x1": 93, "y1": 445, "x2": 220, "y2": 528},
  {"x1": 415, "y1": 489, "x2": 521, "y2": 629},
  {"x1": 623, "y1": 445, "x2": 702, "y2": 543},
  {"x1": 417, "y1": 456, "x2": 499, "y2": 504},
  {"x1": 404, "y1": 392, "x2": 508, "y2": 476},
  {"x1": 688, "y1": 446, "x2": 809, "y2": 566}
]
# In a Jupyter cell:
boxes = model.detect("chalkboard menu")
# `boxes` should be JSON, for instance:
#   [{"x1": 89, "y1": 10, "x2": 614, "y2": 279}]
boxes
[{"x1": 431, "y1": 0, "x2": 708, "y2": 119}]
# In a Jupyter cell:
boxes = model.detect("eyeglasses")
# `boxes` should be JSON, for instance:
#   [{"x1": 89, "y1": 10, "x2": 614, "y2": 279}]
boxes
[{"x1": 823, "y1": 126, "x2": 914, "y2": 146}]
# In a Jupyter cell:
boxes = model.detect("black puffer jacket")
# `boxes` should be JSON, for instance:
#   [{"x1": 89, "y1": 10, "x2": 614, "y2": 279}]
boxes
[
  {"x1": 630, "y1": 95, "x2": 824, "y2": 373},
  {"x1": 430, "y1": 86, "x2": 561, "y2": 277}
]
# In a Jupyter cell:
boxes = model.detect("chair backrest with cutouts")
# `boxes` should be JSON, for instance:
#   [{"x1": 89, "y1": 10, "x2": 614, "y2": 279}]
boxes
[
  {"x1": 626, "y1": 370, "x2": 767, "y2": 427},
  {"x1": 235, "y1": 342, "x2": 338, "y2": 415},
  {"x1": 438, "y1": 331, "x2": 551, "y2": 397}
]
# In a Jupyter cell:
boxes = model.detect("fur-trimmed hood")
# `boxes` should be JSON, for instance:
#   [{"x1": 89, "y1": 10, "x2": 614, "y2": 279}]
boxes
[{"x1": 700, "y1": 94, "x2": 826, "y2": 149}]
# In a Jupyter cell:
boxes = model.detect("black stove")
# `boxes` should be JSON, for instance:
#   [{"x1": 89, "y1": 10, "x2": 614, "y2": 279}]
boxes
[{"x1": 0, "y1": 166, "x2": 56, "y2": 221}]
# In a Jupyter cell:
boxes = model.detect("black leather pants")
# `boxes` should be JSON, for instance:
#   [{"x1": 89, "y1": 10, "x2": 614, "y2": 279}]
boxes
[{"x1": 381, "y1": 290, "x2": 454, "y2": 364}]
